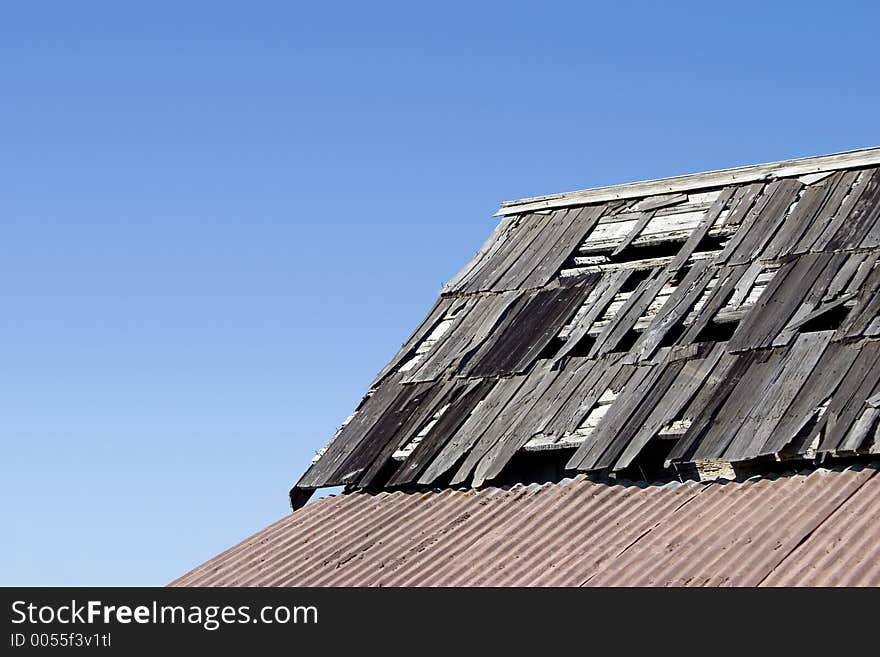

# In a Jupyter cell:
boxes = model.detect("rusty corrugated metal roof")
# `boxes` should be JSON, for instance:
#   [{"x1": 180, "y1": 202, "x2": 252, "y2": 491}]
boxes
[{"x1": 172, "y1": 464, "x2": 880, "y2": 587}]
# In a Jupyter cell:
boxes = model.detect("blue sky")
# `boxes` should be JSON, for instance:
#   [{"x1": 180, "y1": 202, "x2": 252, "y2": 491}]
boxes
[{"x1": 1, "y1": 1, "x2": 878, "y2": 585}]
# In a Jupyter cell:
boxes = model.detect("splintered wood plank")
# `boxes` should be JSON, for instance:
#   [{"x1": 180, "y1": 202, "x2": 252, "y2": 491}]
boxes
[
  {"x1": 471, "y1": 364, "x2": 572, "y2": 485},
  {"x1": 402, "y1": 291, "x2": 521, "y2": 383},
  {"x1": 395, "y1": 295, "x2": 471, "y2": 375},
  {"x1": 726, "y1": 253, "x2": 834, "y2": 352},
  {"x1": 466, "y1": 211, "x2": 559, "y2": 293},
  {"x1": 611, "y1": 210, "x2": 656, "y2": 257},
  {"x1": 818, "y1": 341, "x2": 880, "y2": 452},
  {"x1": 790, "y1": 171, "x2": 852, "y2": 251},
  {"x1": 594, "y1": 350, "x2": 707, "y2": 470},
  {"x1": 588, "y1": 267, "x2": 676, "y2": 358},
  {"x1": 714, "y1": 183, "x2": 769, "y2": 258},
  {"x1": 451, "y1": 365, "x2": 554, "y2": 485},
  {"x1": 783, "y1": 292, "x2": 857, "y2": 331},
  {"x1": 613, "y1": 342, "x2": 727, "y2": 470},
  {"x1": 371, "y1": 296, "x2": 455, "y2": 386},
  {"x1": 506, "y1": 279, "x2": 600, "y2": 371},
  {"x1": 464, "y1": 277, "x2": 597, "y2": 377},
  {"x1": 860, "y1": 175, "x2": 880, "y2": 248},
  {"x1": 772, "y1": 252, "x2": 848, "y2": 347},
  {"x1": 724, "y1": 260, "x2": 764, "y2": 308},
  {"x1": 719, "y1": 183, "x2": 764, "y2": 230},
  {"x1": 842, "y1": 293, "x2": 880, "y2": 339},
  {"x1": 495, "y1": 208, "x2": 574, "y2": 290},
  {"x1": 456, "y1": 291, "x2": 532, "y2": 374},
  {"x1": 583, "y1": 360, "x2": 682, "y2": 471},
  {"x1": 668, "y1": 187, "x2": 735, "y2": 271},
  {"x1": 400, "y1": 295, "x2": 482, "y2": 383},
  {"x1": 722, "y1": 331, "x2": 833, "y2": 462},
  {"x1": 417, "y1": 374, "x2": 525, "y2": 485},
  {"x1": 826, "y1": 168, "x2": 880, "y2": 250},
  {"x1": 724, "y1": 179, "x2": 803, "y2": 266},
  {"x1": 841, "y1": 407, "x2": 880, "y2": 452},
  {"x1": 565, "y1": 362, "x2": 657, "y2": 470},
  {"x1": 316, "y1": 378, "x2": 432, "y2": 487},
  {"x1": 690, "y1": 349, "x2": 788, "y2": 461},
  {"x1": 553, "y1": 269, "x2": 632, "y2": 363},
  {"x1": 810, "y1": 169, "x2": 873, "y2": 251},
  {"x1": 665, "y1": 351, "x2": 751, "y2": 464},
  {"x1": 545, "y1": 354, "x2": 628, "y2": 437},
  {"x1": 458, "y1": 214, "x2": 539, "y2": 293},
  {"x1": 456, "y1": 215, "x2": 532, "y2": 293},
  {"x1": 446, "y1": 291, "x2": 525, "y2": 370},
  {"x1": 763, "y1": 173, "x2": 840, "y2": 260},
  {"x1": 632, "y1": 192, "x2": 689, "y2": 212},
  {"x1": 442, "y1": 214, "x2": 518, "y2": 294},
  {"x1": 356, "y1": 378, "x2": 461, "y2": 487},
  {"x1": 537, "y1": 357, "x2": 608, "y2": 435},
  {"x1": 521, "y1": 204, "x2": 606, "y2": 289},
  {"x1": 835, "y1": 258, "x2": 880, "y2": 339},
  {"x1": 386, "y1": 378, "x2": 491, "y2": 486},
  {"x1": 631, "y1": 260, "x2": 715, "y2": 361},
  {"x1": 760, "y1": 340, "x2": 862, "y2": 455},
  {"x1": 510, "y1": 357, "x2": 595, "y2": 441},
  {"x1": 789, "y1": 170, "x2": 860, "y2": 254},
  {"x1": 678, "y1": 265, "x2": 749, "y2": 344},
  {"x1": 845, "y1": 253, "x2": 879, "y2": 294},
  {"x1": 296, "y1": 373, "x2": 409, "y2": 488},
  {"x1": 824, "y1": 252, "x2": 869, "y2": 300},
  {"x1": 334, "y1": 379, "x2": 443, "y2": 486}
]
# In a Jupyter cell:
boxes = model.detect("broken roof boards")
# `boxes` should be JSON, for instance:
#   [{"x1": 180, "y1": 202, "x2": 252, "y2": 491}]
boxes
[{"x1": 298, "y1": 147, "x2": 880, "y2": 494}]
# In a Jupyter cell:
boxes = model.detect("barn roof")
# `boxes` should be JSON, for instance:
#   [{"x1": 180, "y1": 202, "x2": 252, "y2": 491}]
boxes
[
  {"x1": 295, "y1": 146, "x2": 880, "y2": 498},
  {"x1": 176, "y1": 147, "x2": 880, "y2": 587}
]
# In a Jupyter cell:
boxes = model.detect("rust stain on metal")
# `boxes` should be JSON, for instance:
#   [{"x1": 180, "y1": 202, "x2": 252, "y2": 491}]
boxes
[{"x1": 172, "y1": 464, "x2": 880, "y2": 587}]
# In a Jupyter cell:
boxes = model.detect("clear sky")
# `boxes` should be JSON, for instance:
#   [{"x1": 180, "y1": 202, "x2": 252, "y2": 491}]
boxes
[{"x1": 2, "y1": 1, "x2": 878, "y2": 585}]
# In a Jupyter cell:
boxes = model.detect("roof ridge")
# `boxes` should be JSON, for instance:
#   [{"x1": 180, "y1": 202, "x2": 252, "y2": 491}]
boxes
[{"x1": 497, "y1": 145, "x2": 880, "y2": 216}]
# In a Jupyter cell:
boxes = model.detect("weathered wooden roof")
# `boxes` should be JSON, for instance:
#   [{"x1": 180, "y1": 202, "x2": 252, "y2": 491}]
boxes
[{"x1": 296, "y1": 147, "x2": 880, "y2": 495}]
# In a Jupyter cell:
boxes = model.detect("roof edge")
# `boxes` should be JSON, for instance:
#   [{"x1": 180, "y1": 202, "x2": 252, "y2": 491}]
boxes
[{"x1": 496, "y1": 145, "x2": 880, "y2": 216}]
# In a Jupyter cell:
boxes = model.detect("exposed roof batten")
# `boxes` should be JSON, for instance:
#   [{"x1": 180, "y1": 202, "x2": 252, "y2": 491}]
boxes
[{"x1": 497, "y1": 145, "x2": 880, "y2": 216}]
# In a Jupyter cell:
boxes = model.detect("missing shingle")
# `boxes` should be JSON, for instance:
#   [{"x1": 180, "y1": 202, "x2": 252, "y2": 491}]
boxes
[
  {"x1": 537, "y1": 337, "x2": 566, "y2": 360},
  {"x1": 397, "y1": 301, "x2": 468, "y2": 373},
  {"x1": 566, "y1": 334, "x2": 596, "y2": 357},
  {"x1": 490, "y1": 447, "x2": 579, "y2": 487},
  {"x1": 614, "y1": 438, "x2": 690, "y2": 482},
  {"x1": 694, "y1": 319, "x2": 738, "y2": 343},
  {"x1": 796, "y1": 303, "x2": 851, "y2": 333},
  {"x1": 691, "y1": 232, "x2": 728, "y2": 254},
  {"x1": 606, "y1": 240, "x2": 686, "y2": 265},
  {"x1": 656, "y1": 320, "x2": 687, "y2": 349},
  {"x1": 777, "y1": 399, "x2": 830, "y2": 460},
  {"x1": 392, "y1": 404, "x2": 451, "y2": 461},
  {"x1": 619, "y1": 268, "x2": 652, "y2": 292},
  {"x1": 610, "y1": 327, "x2": 642, "y2": 353}
]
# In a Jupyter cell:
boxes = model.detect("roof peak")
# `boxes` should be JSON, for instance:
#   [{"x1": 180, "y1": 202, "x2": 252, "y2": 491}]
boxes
[{"x1": 497, "y1": 145, "x2": 880, "y2": 216}]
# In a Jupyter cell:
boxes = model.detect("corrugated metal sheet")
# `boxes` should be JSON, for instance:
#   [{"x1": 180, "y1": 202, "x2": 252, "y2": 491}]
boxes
[
  {"x1": 758, "y1": 469, "x2": 880, "y2": 586},
  {"x1": 172, "y1": 464, "x2": 880, "y2": 587}
]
